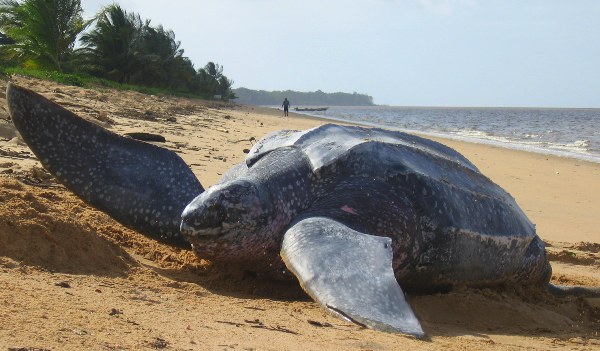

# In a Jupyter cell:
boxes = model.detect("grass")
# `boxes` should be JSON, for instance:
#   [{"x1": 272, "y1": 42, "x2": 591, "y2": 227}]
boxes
[{"x1": 0, "y1": 66, "x2": 213, "y2": 100}]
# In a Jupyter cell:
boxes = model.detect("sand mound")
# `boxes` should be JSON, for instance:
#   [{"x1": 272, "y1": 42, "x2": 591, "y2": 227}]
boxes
[
  {"x1": 0, "y1": 177, "x2": 206, "y2": 276},
  {"x1": 0, "y1": 176, "x2": 304, "y2": 298},
  {"x1": 0, "y1": 178, "x2": 133, "y2": 275}
]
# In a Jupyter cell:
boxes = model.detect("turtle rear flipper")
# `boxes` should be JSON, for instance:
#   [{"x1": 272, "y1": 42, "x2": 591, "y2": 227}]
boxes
[
  {"x1": 281, "y1": 216, "x2": 424, "y2": 337},
  {"x1": 6, "y1": 83, "x2": 203, "y2": 247}
]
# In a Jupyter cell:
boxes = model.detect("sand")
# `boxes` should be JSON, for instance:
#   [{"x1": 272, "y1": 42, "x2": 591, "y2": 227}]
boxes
[{"x1": 1, "y1": 77, "x2": 599, "y2": 350}]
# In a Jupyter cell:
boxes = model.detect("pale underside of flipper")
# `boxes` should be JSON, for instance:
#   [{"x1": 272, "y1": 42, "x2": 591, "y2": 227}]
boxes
[
  {"x1": 6, "y1": 83, "x2": 203, "y2": 246},
  {"x1": 281, "y1": 216, "x2": 424, "y2": 337}
]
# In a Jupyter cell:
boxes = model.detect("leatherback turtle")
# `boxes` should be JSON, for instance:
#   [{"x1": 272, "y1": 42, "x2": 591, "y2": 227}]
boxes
[{"x1": 6, "y1": 83, "x2": 593, "y2": 337}]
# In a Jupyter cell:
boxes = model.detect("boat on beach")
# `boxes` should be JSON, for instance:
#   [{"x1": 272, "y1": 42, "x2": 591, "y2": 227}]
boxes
[{"x1": 294, "y1": 107, "x2": 328, "y2": 112}]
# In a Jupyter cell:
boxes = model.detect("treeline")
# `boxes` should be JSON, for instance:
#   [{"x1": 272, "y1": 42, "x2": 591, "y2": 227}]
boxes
[
  {"x1": 234, "y1": 88, "x2": 375, "y2": 106},
  {"x1": 0, "y1": 0, "x2": 234, "y2": 100}
]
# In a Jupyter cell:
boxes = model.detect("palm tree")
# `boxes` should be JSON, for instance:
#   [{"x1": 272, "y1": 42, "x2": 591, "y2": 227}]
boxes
[
  {"x1": 77, "y1": 4, "x2": 146, "y2": 83},
  {"x1": 194, "y1": 65, "x2": 218, "y2": 96},
  {"x1": 191, "y1": 62, "x2": 234, "y2": 100},
  {"x1": 0, "y1": 0, "x2": 91, "y2": 71},
  {"x1": 217, "y1": 75, "x2": 234, "y2": 100},
  {"x1": 0, "y1": 31, "x2": 14, "y2": 44},
  {"x1": 204, "y1": 61, "x2": 223, "y2": 80},
  {"x1": 161, "y1": 55, "x2": 196, "y2": 91},
  {"x1": 78, "y1": 5, "x2": 206, "y2": 92},
  {"x1": 135, "y1": 25, "x2": 195, "y2": 89}
]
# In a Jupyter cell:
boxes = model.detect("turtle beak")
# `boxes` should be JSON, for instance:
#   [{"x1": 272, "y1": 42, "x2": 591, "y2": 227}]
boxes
[{"x1": 180, "y1": 196, "x2": 228, "y2": 239}]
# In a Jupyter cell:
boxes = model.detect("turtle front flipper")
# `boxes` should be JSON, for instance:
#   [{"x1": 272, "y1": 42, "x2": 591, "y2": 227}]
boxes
[
  {"x1": 280, "y1": 216, "x2": 424, "y2": 337},
  {"x1": 6, "y1": 83, "x2": 203, "y2": 247}
]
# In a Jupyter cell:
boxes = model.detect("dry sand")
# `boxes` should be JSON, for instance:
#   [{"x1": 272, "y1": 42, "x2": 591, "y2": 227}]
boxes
[{"x1": 1, "y1": 77, "x2": 599, "y2": 350}]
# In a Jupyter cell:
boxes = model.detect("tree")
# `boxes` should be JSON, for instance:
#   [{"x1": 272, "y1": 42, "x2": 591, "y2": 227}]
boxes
[
  {"x1": 204, "y1": 61, "x2": 223, "y2": 80},
  {"x1": 217, "y1": 75, "x2": 234, "y2": 100},
  {"x1": 77, "y1": 5, "x2": 199, "y2": 91},
  {"x1": 135, "y1": 25, "x2": 196, "y2": 90},
  {"x1": 0, "y1": 0, "x2": 91, "y2": 71},
  {"x1": 191, "y1": 61, "x2": 234, "y2": 100},
  {"x1": 165, "y1": 56, "x2": 197, "y2": 91},
  {"x1": 0, "y1": 1, "x2": 237, "y2": 99},
  {"x1": 0, "y1": 31, "x2": 14, "y2": 44},
  {"x1": 77, "y1": 4, "x2": 146, "y2": 83}
]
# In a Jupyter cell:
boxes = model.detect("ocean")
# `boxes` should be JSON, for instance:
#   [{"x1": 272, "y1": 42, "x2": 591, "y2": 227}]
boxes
[{"x1": 284, "y1": 106, "x2": 600, "y2": 164}]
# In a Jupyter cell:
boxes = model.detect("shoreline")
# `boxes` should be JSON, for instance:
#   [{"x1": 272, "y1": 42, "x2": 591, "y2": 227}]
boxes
[{"x1": 278, "y1": 107, "x2": 600, "y2": 165}]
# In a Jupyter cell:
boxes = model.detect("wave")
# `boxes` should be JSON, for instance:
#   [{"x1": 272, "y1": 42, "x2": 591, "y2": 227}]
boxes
[{"x1": 287, "y1": 109, "x2": 600, "y2": 164}]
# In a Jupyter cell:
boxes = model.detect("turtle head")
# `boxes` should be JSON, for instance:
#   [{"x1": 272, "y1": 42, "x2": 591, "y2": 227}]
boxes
[{"x1": 180, "y1": 178, "x2": 275, "y2": 260}]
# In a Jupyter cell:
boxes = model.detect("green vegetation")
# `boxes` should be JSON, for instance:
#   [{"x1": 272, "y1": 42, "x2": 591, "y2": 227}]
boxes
[
  {"x1": 0, "y1": 1, "x2": 235, "y2": 100},
  {"x1": 0, "y1": 65, "x2": 213, "y2": 99},
  {"x1": 0, "y1": 0, "x2": 91, "y2": 71},
  {"x1": 1, "y1": 65, "x2": 86, "y2": 86},
  {"x1": 234, "y1": 88, "x2": 375, "y2": 106}
]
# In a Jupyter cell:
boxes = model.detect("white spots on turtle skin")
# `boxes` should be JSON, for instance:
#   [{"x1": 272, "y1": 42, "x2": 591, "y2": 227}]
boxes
[
  {"x1": 7, "y1": 84, "x2": 202, "y2": 244},
  {"x1": 180, "y1": 149, "x2": 316, "y2": 269},
  {"x1": 243, "y1": 124, "x2": 544, "y2": 288}
]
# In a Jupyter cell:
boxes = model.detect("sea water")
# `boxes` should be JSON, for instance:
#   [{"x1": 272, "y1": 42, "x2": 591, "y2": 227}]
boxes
[{"x1": 287, "y1": 106, "x2": 600, "y2": 164}]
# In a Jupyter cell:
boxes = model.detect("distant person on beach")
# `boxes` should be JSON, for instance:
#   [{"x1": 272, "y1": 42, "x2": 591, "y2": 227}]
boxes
[{"x1": 282, "y1": 98, "x2": 290, "y2": 116}]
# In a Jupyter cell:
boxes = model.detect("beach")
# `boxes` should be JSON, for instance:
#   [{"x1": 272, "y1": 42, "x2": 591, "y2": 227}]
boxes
[{"x1": 1, "y1": 77, "x2": 599, "y2": 350}]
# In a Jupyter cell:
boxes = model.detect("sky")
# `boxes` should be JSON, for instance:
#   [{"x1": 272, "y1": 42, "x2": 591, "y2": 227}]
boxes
[{"x1": 79, "y1": 1, "x2": 600, "y2": 107}]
